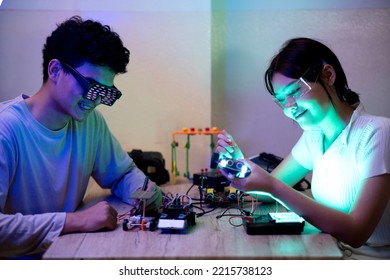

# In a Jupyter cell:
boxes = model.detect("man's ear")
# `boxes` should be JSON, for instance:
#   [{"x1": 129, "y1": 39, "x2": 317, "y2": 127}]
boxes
[
  {"x1": 321, "y1": 64, "x2": 336, "y2": 86},
  {"x1": 47, "y1": 59, "x2": 62, "y2": 82}
]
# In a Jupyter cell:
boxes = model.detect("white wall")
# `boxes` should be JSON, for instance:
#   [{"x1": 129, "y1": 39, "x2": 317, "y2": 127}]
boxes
[
  {"x1": 1, "y1": 0, "x2": 389, "y2": 183},
  {"x1": 213, "y1": 1, "x2": 390, "y2": 160},
  {"x1": 0, "y1": 0, "x2": 212, "y2": 182}
]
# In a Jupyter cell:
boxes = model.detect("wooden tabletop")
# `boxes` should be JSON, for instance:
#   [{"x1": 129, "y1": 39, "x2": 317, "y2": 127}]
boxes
[{"x1": 43, "y1": 183, "x2": 342, "y2": 260}]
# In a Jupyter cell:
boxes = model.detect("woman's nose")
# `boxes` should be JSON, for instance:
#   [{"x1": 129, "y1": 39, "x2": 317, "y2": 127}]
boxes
[{"x1": 284, "y1": 95, "x2": 297, "y2": 109}]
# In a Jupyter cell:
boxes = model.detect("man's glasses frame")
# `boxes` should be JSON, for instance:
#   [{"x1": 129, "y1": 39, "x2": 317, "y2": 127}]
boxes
[{"x1": 61, "y1": 62, "x2": 122, "y2": 106}]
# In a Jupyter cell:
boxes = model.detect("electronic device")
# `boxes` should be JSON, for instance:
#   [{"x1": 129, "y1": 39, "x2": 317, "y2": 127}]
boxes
[
  {"x1": 192, "y1": 171, "x2": 242, "y2": 205},
  {"x1": 122, "y1": 215, "x2": 157, "y2": 231},
  {"x1": 158, "y1": 194, "x2": 196, "y2": 231},
  {"x1": 122, "y1": 186, "x2": 159, "y2": 232},
  {"x1": 243, "y1": 212, "x2": 305, "y2": 235},
  {"x1": 158, "y1": 210, "x2": 196, "y2": 231},
  {"x1": 210, "y1": 152, "x2": 251, "y2": 179},
  {"x1": 193, "y1": 171, "x2": 230, "y2": 191},
  {"x1": 218, "y1": 158, "x2": 251, "y2": 178}
]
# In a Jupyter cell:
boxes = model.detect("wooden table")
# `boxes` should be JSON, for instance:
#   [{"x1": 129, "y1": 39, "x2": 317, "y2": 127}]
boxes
[{"x1": 43, "y1": 183, "x2": 342, "y2": 259}]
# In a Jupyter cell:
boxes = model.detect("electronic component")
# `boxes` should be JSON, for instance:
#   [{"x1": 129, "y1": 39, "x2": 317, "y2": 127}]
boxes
[
  {"x1": 193, "y1": 170, "x2": 242, "y2": 205},
  {"x1": 158, "y1": 211, "x2": 196, "y2": 230},
  {"x1": 218, "y1": 158, "x2": 251, "y2": 178},
  {"x1": 122, "y1": 188, "x2": 158, "y2": 232},
  {"x1": 210, "y1": 152, "x2": 251, "y2": 179},
  {"x1": 193, "y1": 171, "x2": 242, "y2": 205},
  {"x1": 193, "y1": 171, "x2": 230, "y2": 191},
  {"x1": 243, "y1": 212, "x2": 305, "y2": 235},
  {"x1": 122, "y1": 215, "x2": 157, "y2": 231},
  {"x1": 158, "y1": 194, "x2": 196, "y2": 231}
]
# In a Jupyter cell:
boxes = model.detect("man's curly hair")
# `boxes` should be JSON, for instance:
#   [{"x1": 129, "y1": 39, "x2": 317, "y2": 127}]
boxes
[{"x1": 42, "y1": 15, "x2": 130, "y2": 82}]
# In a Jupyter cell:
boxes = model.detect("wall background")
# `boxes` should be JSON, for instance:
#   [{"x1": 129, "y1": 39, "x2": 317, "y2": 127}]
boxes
[
  {"x1": 212, "y1": 2, "x2": 390, "y2": 159},
  {"x1": 1, "y1": 0, "x2": 389, "y2": 184}
]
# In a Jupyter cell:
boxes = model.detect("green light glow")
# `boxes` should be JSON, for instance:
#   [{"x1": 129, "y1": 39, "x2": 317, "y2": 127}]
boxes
[{"x1": 246, "y1": 190, "x2": 291, "y2": 211}]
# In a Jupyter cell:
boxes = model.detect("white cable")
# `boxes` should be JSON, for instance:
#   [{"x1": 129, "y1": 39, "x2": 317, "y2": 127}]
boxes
[{"x1": 245, "y1": 190, "x2": 291, "y2": 211}]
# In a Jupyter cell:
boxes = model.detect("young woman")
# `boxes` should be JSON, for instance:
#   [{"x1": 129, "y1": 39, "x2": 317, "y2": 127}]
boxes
[{"x1": 217, "y1": 38, "x2": 390, "y2": 259}]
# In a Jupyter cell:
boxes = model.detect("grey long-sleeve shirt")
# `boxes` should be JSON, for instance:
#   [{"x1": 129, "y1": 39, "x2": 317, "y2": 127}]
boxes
[{"x1": 0, "y1": 95, "x2": 146, "y2": 257}]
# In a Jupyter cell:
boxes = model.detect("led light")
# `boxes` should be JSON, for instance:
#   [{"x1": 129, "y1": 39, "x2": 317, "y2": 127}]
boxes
[
  {"x1": 217, "y1": 157, "x2": 251, "y2": 178},
  {"x1": 219, "y1": 159, "x2": 228, "y2": 167},
  {"x1": 238, "y1": 165, "x2": 248, "y2": 178}
]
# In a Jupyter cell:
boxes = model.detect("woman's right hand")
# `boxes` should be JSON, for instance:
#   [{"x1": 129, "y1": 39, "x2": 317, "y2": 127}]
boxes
[{"x1": 216, "y1": 130, "x2": 244, "y2": 160}]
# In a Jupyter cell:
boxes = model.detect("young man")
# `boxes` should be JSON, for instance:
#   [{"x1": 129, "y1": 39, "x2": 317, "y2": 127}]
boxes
[{"x1": 0, "y1": 16, "x2": 162, "y2": 258}]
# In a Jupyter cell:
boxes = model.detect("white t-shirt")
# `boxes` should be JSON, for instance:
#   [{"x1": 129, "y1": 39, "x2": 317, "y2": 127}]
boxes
[{"x1": 292, "y1": 103, "x2": 390, "y2": 258}]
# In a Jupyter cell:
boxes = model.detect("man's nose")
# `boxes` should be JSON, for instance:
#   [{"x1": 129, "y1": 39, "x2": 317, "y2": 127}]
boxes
[{"x1": 94, "y1": 95, "x2": 102, "y2": 105}]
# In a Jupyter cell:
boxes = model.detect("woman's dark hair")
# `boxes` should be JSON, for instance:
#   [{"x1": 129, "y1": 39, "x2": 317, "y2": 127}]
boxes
[
  {"x1": 264, "y1": 37, "x2": 359, "y2": 105},
  {"x1": 42, "y1": 15, "x2": 130, "y2": 82}
]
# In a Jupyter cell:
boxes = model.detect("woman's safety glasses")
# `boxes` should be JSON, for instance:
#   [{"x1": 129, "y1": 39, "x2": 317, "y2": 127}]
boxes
[
  {"x1": 62, "y1": 62, "x2": 122, "y2": 106},
  {"x1": 272, "y1": 77, "x2": 313, "y2": 109},
  {"x1": 272, "y1": 66, "x2": 321, "y2": 109}
]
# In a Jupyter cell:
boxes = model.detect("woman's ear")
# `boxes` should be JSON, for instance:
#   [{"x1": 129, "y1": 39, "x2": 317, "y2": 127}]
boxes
[
  {"x1": 47, "y1": 59, "x2": 62, "y2": 82},
  {"x1": 321, "y1": 64, "x2": 336, "y2": 86}
]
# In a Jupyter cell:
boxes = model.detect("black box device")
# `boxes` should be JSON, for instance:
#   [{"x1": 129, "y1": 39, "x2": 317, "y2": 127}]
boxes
[
  {"x1": 193, "y1": 172, "x2": 230, "y2": 191},
  {"x1": 243, "y1": 212, "x2": 305, "y2": 235}
]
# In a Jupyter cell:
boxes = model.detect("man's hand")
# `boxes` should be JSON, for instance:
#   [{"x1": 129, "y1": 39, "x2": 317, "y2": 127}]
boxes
[
  {"x1": 144, "y1": 183, "x2": 163, "y2": 213},
  {"x1": 62, "y1": 201, "x2": 118, "y2": 234}
]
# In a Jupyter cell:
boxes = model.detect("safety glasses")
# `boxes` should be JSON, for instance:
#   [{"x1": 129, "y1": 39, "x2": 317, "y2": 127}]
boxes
[
  {"x1": 62, "y1": 62, "x2": 122, "y2": 106},
  {"x1": 272, "y1": 78, "x2": 313, "y2": 108},
  {"x1": 272, "y1": 66, "x2": 321, "y2": 109}
]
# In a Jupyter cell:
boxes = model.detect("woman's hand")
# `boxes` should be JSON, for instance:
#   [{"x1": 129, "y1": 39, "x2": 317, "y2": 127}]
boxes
[
  {"x1": 215, "y1": 130, "x2": 278, "y2": 202},
  {"x1": 216, "y1": 130, "x2": 244, "y2": 160},
  {"x1": 219, "y1": 160, "x2": 272, "y2": 191},
  {"x1": 219, "y1": 159, "x2": 278, "y2": 203}
]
